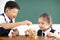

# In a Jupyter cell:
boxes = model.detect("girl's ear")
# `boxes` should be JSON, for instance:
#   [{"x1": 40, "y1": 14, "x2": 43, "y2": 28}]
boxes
[{"x1": 49, "y1": 23, "x2": 52, "y2": 27}]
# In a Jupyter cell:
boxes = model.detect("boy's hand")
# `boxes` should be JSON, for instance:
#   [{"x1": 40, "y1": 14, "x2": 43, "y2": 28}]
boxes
[
  {"x1": 12, "y1": 29, "x2": 19, "y2": 37},
  {"x1": 23, "y1": 20, "x2": 32, "y2": 25},
  {"x1": 25, "y1": 29, "x2": 36, "y2": 36}
]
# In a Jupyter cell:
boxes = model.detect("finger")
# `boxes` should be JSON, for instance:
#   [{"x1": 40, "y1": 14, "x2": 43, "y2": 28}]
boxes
[{"x1": 13, "y1": 28, "x2": 18, "y2": 31}]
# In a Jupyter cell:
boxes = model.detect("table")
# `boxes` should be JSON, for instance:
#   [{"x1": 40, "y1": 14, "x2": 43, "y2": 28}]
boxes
[{"x1": 0, "y1": 36, "x2": 58, "y2": 40}]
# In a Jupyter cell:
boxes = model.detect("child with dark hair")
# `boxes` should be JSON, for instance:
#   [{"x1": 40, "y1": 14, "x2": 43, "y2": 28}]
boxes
[{"x1": 0, "y1": 1, "x2": 32, "y2": 36}]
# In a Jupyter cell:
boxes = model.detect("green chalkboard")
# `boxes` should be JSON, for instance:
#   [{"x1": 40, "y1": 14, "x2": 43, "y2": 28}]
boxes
[{"x1": 15, "y1": 0, "x2": 60, "y2": 24}]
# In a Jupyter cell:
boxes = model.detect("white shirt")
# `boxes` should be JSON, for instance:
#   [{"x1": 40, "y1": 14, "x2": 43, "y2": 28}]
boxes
[
  {"x1": 0, "y1": 13, "x2": 15, "y2": 27},
  {"x1": 42, "y1": 28, "x2": 58, "y2": 37}
]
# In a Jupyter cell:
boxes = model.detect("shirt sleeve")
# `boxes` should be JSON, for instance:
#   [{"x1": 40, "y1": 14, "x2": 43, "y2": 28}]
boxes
[
  {"x1": 0, "y1": 16, "x2": 6, "y2": 23},
  {"x1": 54, "y1": 30, "x2": 58, "y2": 35},
  {"x1": 0, "y1": 16, "x2": 6, "y2": 27}
]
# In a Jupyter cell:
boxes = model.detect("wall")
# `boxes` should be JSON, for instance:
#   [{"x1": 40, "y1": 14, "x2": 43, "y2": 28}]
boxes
[{"x1": 15, "y1": 0, "x2": 60, "y2": 24}]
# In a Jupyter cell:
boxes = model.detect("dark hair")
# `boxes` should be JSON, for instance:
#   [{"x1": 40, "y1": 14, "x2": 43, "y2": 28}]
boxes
[
  {"x1": 4, "y1": 1, "x2": 20, "y2": 12},
  {"x1": 39, "y1": 13, "x2": 52, "y2": 24}
]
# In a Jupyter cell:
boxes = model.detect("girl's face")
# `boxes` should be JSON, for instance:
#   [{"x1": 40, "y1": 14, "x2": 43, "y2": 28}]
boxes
[{"x1": 38, "y1": 17, "x2": 51, "y2": 31}]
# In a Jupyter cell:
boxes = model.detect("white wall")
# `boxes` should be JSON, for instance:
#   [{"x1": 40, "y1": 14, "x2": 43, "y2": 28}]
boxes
[
  {"x1": 9, "y1": 24, "x2": 60, "y2": 36},
  {"x1": 52, "y1": 24, "x2": 60, "y2": 32},
  {"x1": 0, "y1": 0, "x2": 15, "y2": 14}
]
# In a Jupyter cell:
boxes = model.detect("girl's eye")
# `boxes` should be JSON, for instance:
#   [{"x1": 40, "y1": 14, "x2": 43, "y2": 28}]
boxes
[{"x1": 38, "y1": 22, "x2": 44, "y2": 25}]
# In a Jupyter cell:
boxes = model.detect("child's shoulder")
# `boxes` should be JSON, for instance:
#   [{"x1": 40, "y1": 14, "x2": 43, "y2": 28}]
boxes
[{"x1": 50, "y1": 28, "x2": 56, "y2": 33}]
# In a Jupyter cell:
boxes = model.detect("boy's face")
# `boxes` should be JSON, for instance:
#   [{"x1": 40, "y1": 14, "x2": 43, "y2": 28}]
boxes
[
  {"x1": 6, "y1": 8, "x2": 19, "y2": 19},
  {"x1": 38, "y1": 17, "x2": 50, "y2": 31}
]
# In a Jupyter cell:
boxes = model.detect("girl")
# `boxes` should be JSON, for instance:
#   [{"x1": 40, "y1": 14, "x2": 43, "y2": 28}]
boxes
[{"x1": 37, "y1": 13, "x2": 60, "y2": 39}]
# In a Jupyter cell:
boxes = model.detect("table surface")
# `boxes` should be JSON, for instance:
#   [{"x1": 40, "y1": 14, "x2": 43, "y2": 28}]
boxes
[{"x1": 0, "y1": 36, "x2": 58, "y2": 40}]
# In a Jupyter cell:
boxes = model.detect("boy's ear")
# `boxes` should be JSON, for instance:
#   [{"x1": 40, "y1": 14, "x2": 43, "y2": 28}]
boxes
[
  {"x1": 5, "y1": 8, "x2": 9, "y2": 12},
  {"x1": 6, "y1": 8, "x2": 8, "y2": 12},
  {"x1": 6, "y1": 7, "x2": 11, "y2": 13}
]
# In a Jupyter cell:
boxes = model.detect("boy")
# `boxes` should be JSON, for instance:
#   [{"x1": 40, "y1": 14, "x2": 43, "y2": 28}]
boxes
[{"x1": 0, "y1": 1, "x2": 32, "y2": 36}]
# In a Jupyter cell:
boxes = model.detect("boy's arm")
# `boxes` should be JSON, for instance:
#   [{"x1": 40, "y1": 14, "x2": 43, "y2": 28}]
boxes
[{"x1": 0, "y1": 20, "x2": 32, "y2": 29}]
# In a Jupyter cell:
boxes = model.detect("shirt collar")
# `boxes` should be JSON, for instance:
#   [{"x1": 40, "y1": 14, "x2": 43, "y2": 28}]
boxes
[
  {"x1": 43, "y1": 28, "x2": 51, "y2": 36},
  {"x1": 4, "y1": 13, "x2": 14, "y2": 23}
]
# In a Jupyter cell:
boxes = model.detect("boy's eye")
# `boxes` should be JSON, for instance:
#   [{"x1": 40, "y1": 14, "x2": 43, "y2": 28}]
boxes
[{"x1": 41, "y1": 23, "x2": 44, "y2": 25}]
